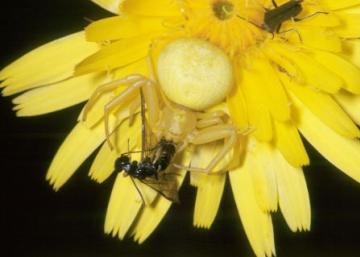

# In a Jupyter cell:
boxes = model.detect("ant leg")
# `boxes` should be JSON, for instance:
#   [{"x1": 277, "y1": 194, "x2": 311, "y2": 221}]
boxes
[
  {"x1": 271, "y1": 0, "x2": 278, "y2": 8},
  {"x1": 294, "y1": 11, "x2": 328, "y2": 22},
  {"x1": 82, "y1": 74, "x2": 143, "y2": 121},
  {"x1": 130, "y1": 177, "x2": 145, "y2": 205},
  {"x1": 185, "y1": 124, "x2": 238, "y2": 173}
]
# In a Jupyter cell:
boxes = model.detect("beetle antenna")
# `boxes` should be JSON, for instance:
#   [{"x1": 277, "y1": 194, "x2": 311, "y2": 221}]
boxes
[{"x1": 236, "y1": 15, "x2": 263, "y2": 31}]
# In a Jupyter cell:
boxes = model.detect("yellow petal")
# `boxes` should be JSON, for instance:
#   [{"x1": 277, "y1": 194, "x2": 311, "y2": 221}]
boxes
[
  {"x1": 193, "y1": 174, "x2": 226, "y2": 228},
  {"x1": 89, "y1": 142, "x2": 117, "y2": 183},
  {"x1": 89, "y1": 115, "x2": 141, "y2": 183},
  {"x1": 334, "y1": 91, "x2": 360, "y2": 126},
  {"x1": 1, "y1": 32, "x2": 99, "y2": 95},
  {"x1": 319, "y1": 0, "x2": 360, "y2": 10},
  {"x1": 295, "y1": 9, "x2": 340, "y2": 27},
  {"x1": 274, "y1": 120, "x2": 310, "y2": 167},
  {"x1": 249, "y1": 139, "x2": 278, "y2": 212},
  {"x1": 120, "y1": 0, "x2": 182, "y2": 17},
  {"x1": 274, "y1": 150, "x2": 311, "y2": 232},
  {"x1": 292, "y1": 93, "x2": 360, "y2": 182},
  {"x1": 12, "y1": 72, "x2": 106, "y2": 116},
  {"x1": 190, "y1": 143, "x2": 228, "y2": 228},
  {"x1": 270, "y1": 42, "x2": 343, "y2": 93},
  {"x1": 230, "y1": 164, "x2": 275, "y2": 257},
  {"x1": 344, "y1": 39, "x2": 360, "y2": 68},
  {"x1": 334, "y1": 12, "x2": 360, "y2": 38},
  {"x1": 255, "y1": 57, "x2": 291, "y2": 122},
  {"x1": 112, "y1": 57, "x2": 148, "y2": 79},
  {"x1": 91, "y1": 0, "x2": 123, "y2": 14},
  {"x1": 47, "y1": 109, "x2": 129, "y2": 190},
  {"x1": 290, "y1": 26, "x2": 342, "y2": 53},
  {"x1": 80, "y1": 58, "x2": 148, "y2": 128},
  {"x1": 227, "y1": 72, "x2": 249, "y2": 128},
  {"x1": 85, "y1": 15, "x2": 165, "y2": 42},
  {"x1": 104, "y1": 174, "x2": 143, "y2": 239},
  {"x1": 74, "y1": 36, "x2": 151, "y2": 75},
  {"x1": 46, "y1": 122, "x2": 106, "y2": 190},
  {"x1": 131, "y1": 151, "x2": 191, "y2": 243},
  {"x1": 264, "y1": 43, "x2": 299, "y2": 79},
  {"x1": 241, "y1": 68, "x2": 273, "y2": 142},
  {"x1": 311, "y1": 49, "x2": 360, "y2": 94},
  {"x1": 284, "y1": 76, "x2": 360, "y2": 138}
]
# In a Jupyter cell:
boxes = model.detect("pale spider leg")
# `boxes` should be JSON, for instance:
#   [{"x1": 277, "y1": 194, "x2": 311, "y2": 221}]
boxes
[
  {"x1": 176, "y1": 140, "x2": 189, "y2": 154},
  {"x1": 104, "y1": 79, "x2": 160, "y2": 149},
  {"x1": 82, "y1": 75, "x2": 143, "y2": 121},
  {"x1": 195, "y1": 110, "x2": 229, "y2": 128},
  {"x1": 196, "y1": 110, "x2": 227, "y2": 119},
  {"x1": 196, "y1": 117, "x2": 224, "y2": 129},
  {"x1": 176, "y1": 124, "x2": 238, "y2": 173},
  {"x1": 141, "y1": 80, "x2": 160, "y2": 130},
  {"x1": 128, "y1": 95, "x2": 141, "y2": 125}
]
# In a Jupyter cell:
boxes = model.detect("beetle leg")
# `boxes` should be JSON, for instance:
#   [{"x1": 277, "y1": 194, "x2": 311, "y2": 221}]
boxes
[
  {"x1": 294, "y1": 11, "x2": 328, "y2": 22},
  {"x1": 279, "y1": 28, "x2": 303, "y2": 42}
]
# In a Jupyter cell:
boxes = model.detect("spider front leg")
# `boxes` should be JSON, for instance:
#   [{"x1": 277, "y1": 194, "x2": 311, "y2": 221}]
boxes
[
  {"x1": 103, "y1": 77, "x2": 160, "y2": 149},
  {"x1": 196, "y1": 110, "x2": 228, "y2": 129},
  {"x1": 82, "y1": 74, "x2": 143, "y2": 121},
  {"x1": 176, "y1": 124, "x2": 238, "y2": 173}
]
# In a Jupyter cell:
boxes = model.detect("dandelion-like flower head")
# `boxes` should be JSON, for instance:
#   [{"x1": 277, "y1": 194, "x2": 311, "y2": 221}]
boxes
[{"x1": 2, "y1": 0, "x2": 360, "y2": 256}]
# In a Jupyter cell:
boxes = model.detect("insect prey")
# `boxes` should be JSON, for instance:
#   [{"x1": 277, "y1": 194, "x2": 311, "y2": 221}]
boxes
[{"x1": 113, "y1": 91, "x2": 180, "y2": 204}]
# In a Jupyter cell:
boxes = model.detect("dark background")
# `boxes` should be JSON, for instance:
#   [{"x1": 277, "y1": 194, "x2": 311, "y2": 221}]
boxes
[{"x1": 1, "y1": 1, "x2": 360, "y2": 257}]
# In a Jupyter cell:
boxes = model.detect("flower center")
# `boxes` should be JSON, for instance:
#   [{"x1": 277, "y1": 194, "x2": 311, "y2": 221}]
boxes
[
  {"x1": 184, "y1": 0, "x2": 266, "y2": 56},
  {"x1": 212, "y1": 1, "x2": 234, "y2": 20}
]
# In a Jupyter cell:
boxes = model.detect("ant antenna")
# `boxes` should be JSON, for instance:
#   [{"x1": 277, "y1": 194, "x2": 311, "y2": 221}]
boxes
[
  {"x1": 130, "y1": 177, "x2": 146, "y2": 205},
  {"x1": 140, "y1": 90, "x2": 146, "y2": 160},
  {"x1": 294, "y1": 11, "x2": 329, "y2": 22}
]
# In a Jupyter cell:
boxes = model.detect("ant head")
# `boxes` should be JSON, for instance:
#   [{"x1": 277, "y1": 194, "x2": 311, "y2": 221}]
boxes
[{"x1": 115, "y1": 155, "x2": 130, "y2": 167}]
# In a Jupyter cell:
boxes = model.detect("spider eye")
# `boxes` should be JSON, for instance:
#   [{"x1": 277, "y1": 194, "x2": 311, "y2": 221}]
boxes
[{"x1": 157, "y1": 38, "x2": 234, "y2": 111}]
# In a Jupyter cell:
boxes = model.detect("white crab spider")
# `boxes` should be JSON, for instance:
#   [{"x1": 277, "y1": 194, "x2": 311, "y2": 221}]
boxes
[{"x1": 83, "y1": 38, "x2": 242, "y2": 173}]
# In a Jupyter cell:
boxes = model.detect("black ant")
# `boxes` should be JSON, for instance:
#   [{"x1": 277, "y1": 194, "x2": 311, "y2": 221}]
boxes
[{"x1": 114, "y1": 139, "x2": 179, "y2": 204}]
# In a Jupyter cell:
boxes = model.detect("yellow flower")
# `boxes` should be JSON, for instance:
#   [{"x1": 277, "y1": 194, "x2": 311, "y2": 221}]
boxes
[{"x1": 2, "y1": 0, "x2": 360, "y2": 256}]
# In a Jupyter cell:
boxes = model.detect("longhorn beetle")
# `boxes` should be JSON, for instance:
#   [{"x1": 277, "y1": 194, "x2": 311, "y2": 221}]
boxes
[
  {"x1": 239, "y1": 0, "x2": 327, "y2": 36},
  {"x1": 263, "y1": 0, "x2": 304, "y2": 33}
]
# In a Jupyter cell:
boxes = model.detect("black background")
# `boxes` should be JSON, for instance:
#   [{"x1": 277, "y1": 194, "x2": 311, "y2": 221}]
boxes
[{"x1": 1, "y1": 1, "x2": 360, "y2": 257}]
